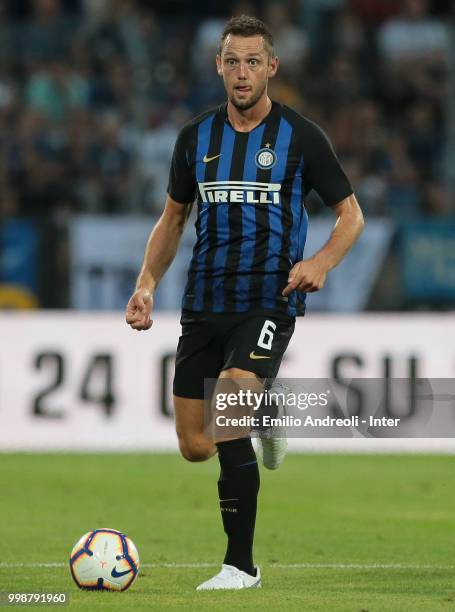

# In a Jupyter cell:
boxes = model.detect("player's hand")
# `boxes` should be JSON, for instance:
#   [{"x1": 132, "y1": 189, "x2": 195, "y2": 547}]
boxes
[
  {"x1": 125, "y1": 289, "x2": 153, "y2": 331},
  {"x1": 282, "y1": 258, "x2": 328, "y2": 296}
]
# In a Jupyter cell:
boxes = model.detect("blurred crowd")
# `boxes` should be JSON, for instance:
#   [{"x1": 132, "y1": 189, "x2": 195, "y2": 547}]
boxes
[{"x1": 0, "y1": 0, "x2": 453, "y2": 219}]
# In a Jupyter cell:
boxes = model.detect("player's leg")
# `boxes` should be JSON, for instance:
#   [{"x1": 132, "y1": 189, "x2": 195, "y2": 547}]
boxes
[
  {"x1": 223, "y1": 312, "x2": 295, "y2": 470},
  {"x1": 173, "y1": 311, "x2": 222, "y2": 462},
  {"x1": 174, "y1": 395, "x2": 216, "y2": 462},
  {"x1": 216, "y1": 368, "x2": 261, "y2": 573},
  {"x1": 197, "y1": 366, "x2": 262, "y2": 590}
]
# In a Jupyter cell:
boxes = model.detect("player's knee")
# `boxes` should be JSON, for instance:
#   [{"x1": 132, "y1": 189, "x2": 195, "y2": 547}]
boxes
[
  {"x1": 221, "y1": 367, "x2": 254, "y2": 379},
  {"x1": 178, "y1": 434, "x2": 213, "y2": 462},
  {"x1": 180, "y1": 443, "x2": 211, "y2": 462}
]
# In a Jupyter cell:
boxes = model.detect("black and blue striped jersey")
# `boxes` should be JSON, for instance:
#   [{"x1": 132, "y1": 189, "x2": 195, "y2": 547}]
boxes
[{"x1": 167, "y1": 101, "x2": 353, "y2": 317}]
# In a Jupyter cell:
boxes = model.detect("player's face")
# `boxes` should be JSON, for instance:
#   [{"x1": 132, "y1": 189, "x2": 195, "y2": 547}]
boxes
[{"x1": 216, "y1": 35, "x2": 278, "y2": 111}]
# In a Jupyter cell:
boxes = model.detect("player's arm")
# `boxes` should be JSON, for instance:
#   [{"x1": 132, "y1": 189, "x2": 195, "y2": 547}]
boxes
[
  {"x1": 126, "y1": 122, "x2": 195, "y2": 330},
  {"x1": 126, "y1": 196, "x2": 192, "y2": 330},
  {"x1": 282, "y1": 193, "x2": 363, "y2": 295},
  {"x1": 282, "y1": 119, "x2": 364, "y2": 296}
]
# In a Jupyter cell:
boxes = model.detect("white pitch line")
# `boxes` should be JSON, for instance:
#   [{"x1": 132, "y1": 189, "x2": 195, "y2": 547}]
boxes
[
  {"x1": 0, "y1": 562, "x2": 454, "y2": 570},
  {"x1": 273, "y1": 563, "x2": 455, "y2": 570}
]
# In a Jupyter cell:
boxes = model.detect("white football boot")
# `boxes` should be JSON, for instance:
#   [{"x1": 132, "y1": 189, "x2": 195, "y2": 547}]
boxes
[
  {"x1": 196, "y1": 564, "x2": 261, "y2": 591},
  {"x1": 255, "y1": 381, "x2": 288, "y2": 470}
]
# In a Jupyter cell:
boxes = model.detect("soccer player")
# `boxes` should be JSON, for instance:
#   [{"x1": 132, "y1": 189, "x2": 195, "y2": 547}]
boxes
[{"x1": 126, "y1": 15, "x2": 364, "y2": 590}]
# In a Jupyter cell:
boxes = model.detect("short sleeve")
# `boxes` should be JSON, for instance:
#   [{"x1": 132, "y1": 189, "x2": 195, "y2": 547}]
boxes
[
  {"x1": 167, "y1": 125, "x2": 196, "y2": 204},
  {"x1": 302, "y1": 122, "x2": 353, "y2": 207}
]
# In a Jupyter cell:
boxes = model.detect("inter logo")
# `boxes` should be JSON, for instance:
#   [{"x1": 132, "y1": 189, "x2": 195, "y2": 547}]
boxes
[{"x1": 255, "y1": 147, "x2": 277, "y2": 169}]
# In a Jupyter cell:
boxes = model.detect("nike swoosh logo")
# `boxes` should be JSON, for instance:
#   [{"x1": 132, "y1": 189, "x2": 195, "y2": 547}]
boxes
[
  {"x1": 111, "y1": 566, "x2": 133, "y2": 578},
  {"x1": 203, "y1": 153, "x2": 222, "y2": 163},
  {"x1": 249, "y1": 351, "x2": 271, "y2": 360}
]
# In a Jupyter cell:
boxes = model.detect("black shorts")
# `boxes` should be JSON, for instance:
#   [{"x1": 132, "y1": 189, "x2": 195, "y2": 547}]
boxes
[{"x1": 173, "y1": 309, "x2": 295, "y2": 399}]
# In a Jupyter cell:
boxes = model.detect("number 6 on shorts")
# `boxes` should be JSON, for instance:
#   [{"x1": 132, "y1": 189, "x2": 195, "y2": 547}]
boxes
[{"x1": 257, "y1": 320, "x2": 277, "y2": 351}]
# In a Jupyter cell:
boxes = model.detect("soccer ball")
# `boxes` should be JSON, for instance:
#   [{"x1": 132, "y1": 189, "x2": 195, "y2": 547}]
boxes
[{"x1": 69, "y1": 528, "x2": 140, "y2": 591}]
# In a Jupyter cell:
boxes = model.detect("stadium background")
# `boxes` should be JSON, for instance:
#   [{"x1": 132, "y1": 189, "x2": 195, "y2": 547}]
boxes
[
  {"x1": 0, "y1": 1, "x2": 454, "y2": 609},
  {"x1": 1, "y1": 0, "x2": 454, "y2": 312}
]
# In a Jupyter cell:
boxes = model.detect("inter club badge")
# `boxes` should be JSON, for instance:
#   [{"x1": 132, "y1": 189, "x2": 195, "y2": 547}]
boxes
[{"x1": 255, "y1": 146, "x2": 277, "y2": 169}]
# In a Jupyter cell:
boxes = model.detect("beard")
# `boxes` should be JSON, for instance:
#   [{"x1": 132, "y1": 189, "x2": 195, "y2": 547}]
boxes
[{"x1": 229, "y1": 81, "x2": 267, "y2": 111}]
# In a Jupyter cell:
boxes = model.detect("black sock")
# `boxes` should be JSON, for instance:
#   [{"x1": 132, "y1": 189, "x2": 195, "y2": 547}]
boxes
[{"x1": 216, "y1": 437, "x2": 260, "y2": 576}]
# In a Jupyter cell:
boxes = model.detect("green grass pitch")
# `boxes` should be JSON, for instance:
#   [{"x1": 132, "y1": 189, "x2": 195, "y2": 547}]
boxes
[{"x1": 0, "y1": 453, "x2": 454, "y2": 611}]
